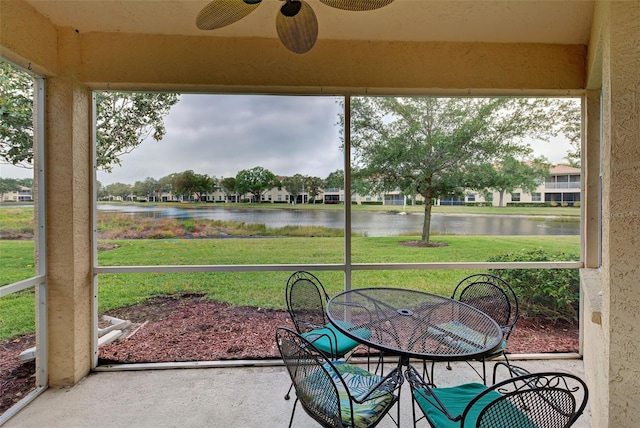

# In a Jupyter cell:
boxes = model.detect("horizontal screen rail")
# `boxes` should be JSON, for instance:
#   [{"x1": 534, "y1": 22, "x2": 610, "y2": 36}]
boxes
[
  {"x1": 93, "y1": 261, "x2": 582, "y2": 275},
  {"x1": 0, "y1": 275, "x2": 46, "y2": 298}
]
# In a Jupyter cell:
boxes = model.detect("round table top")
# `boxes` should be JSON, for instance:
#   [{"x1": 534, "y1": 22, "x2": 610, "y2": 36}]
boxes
[{"x1": 326, "y1": 287, "x2": 504, "y2": 361}]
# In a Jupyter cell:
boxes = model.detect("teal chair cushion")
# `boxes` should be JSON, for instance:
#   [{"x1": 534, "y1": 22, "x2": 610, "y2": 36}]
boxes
[
  {"x1": 485, "y1": 339, "x2": 508, "y2": 359},
  {"x1": 428, "y1": 321, "x2": 502, "y2": 355},
  {"x1": 414, "y1": 382, "x2": 537, "y2": 428},
  {"x1": 302, "y1": 322, "x2": 371, "y2": 357}
]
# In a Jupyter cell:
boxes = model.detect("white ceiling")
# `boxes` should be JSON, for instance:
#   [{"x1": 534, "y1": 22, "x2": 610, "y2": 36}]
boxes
[{"x1": 26, "y1": 0, "x2": 594, "y2": 45}]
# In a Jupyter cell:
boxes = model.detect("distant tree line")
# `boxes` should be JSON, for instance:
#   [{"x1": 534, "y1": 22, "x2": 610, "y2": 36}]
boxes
[
  {"x1": 96, "y1": 166, "x2": 337, "y2": 204},
  {"x1": 94, "y1": 153, "x2": 557, "y2": 208}
]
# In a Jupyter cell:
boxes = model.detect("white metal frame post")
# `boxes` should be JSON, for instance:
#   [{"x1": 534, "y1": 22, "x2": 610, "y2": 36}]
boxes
[{"x1": 344, "y1": 96, "x2": 352, "y2": 292}]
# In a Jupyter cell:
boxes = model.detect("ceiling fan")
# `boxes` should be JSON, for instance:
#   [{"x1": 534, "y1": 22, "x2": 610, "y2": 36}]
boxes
[{"x1": 195, "y1": 0, "x2": 395, "y2": 54}]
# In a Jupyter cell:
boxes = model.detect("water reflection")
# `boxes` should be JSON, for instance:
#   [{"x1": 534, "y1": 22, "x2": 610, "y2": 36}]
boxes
[{"x1": 98, "y1": 204, "x2": 579, "y2": 237}]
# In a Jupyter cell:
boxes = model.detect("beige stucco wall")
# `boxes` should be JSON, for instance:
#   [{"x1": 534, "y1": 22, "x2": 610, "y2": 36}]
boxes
[
  {"x1": 0, "y1": 0, "x2": 58, "y2": 76},
  {"x1": 77, "y1": 34, "x2": 586, "y2": 93},
  {"x1": 595, "y1": 1, "x2": 640, "y2": 426},
  {"x1": 44, "y1": 71, "x2": 93, "y2": 385}
]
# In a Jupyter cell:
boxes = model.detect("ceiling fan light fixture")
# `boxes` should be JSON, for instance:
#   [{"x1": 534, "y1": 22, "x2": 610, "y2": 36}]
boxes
[
  {"x1": 319, "y1": 0, "x2": 394, "y2": 12},
  {"x1": 276, "y1": 0, "x2": 318, "y2": 54},
  {"x1": 280, "y1": 0, "x2": 302, "y2": 17},
  {"x1": 196, "y1": 0, "x2": 262, "y2": 30}
]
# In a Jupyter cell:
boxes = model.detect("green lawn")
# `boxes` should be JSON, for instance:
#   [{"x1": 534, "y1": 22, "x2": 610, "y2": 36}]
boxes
[{"x1": 0, "y1": 235, "x2": 579, "y2": 341}]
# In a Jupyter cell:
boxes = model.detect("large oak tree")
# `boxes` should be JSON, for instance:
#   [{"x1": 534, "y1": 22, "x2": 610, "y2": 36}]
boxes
[
  {"x1": 347, "y1": 97, "x2": 579, "y2": 244},
  {"x1": 1, "y1": 61, "x2": 179, "y2": 172}
]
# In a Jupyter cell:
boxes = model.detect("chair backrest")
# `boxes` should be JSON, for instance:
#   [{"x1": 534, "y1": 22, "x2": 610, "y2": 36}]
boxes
[
  {"x1": 286, "y1": 271, "x2": 330, "y2": 334},
  {"x1": 452, "y1": 273, "x2": 519, "y2": 338},
  {"x1": 466, "y1": 372, "x2": 589, "y2": 428},
  {"x1": 276, "y1": 327, "x2": 343, "y2": 428}
]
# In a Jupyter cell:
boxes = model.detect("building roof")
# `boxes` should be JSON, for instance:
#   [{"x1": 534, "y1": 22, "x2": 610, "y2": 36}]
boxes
[{"x1": 550, "y1": 164, "x2": 581, "y2": 174}]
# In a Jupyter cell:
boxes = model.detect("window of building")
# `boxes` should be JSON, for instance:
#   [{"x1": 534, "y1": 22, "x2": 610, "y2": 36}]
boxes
[
  {"x1": 511, "y1": 193, "x2": 521, "y2": 202},
  {"x1": 532, "y1": 192, "x2": 541, "y2": 202}
]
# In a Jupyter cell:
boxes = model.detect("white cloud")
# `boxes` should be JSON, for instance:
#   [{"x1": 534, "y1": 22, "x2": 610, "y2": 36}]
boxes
[
  {"x1": 527, "y1": 135, "x2": 573, "y2": 164},
  {"x1": 0, "y1": 163, "x2": 33, "y2": 180}
]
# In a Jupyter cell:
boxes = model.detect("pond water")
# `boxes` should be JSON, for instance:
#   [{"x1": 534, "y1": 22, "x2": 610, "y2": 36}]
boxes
[{"x1": 99, "y1": 204, "x2": 579, "y2": 237}]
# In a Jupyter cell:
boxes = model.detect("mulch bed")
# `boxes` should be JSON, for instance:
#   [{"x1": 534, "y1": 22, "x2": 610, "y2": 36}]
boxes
[
  {"x1": 1, "y1": 334, "x2": 36, "y2": 414},
  {"x1": 0, "y1": 294, "x2": 578, "y2": 415}
]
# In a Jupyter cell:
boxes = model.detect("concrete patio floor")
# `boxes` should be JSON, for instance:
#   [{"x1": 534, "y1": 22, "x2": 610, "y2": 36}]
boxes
[{"x1": 4, "y1": 357, "x2": 590, "y2": 428}]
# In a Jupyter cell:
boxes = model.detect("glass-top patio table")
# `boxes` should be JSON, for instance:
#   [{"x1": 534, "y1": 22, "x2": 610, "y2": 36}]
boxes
[{"x1": 326, "y1": 287, "x2": 504, "y2": 366}]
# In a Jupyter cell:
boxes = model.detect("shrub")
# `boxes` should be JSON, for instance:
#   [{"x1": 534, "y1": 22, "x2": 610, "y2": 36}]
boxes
[
  {"x1": 465, "y1": 202, "x2": 493, "y2": 207},
  {"x1": 506, "y1": 202, "x2": 551, "y2": 207},
  {"x1": 573, "y1": 201, "x2": 581, "y2": 208},
  {"x1": 182, "y1": 220, "x2": 196, "y2": 233},
  {"x1": 487, "y1": 249, "x2": 580, "y2": 323},
  {"x1": 550, "y1": 201, "x2": 558, "y2": 207}
]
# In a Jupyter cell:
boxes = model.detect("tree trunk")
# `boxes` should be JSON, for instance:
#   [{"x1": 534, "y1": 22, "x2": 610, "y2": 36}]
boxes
[
  {"x1": 420, "y1": 200, "x2": 433, "y2": 243},
  {"x1": 499, "y1": 190, "x2": 505, "y2": 207}
]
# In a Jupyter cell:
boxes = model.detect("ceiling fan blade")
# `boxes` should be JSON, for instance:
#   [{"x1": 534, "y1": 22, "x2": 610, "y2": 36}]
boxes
[
  {"x1": 276, "y1": 0, "x2": 318, "y2": 54},
  {"x1": 319, "y1": 0, "x2": 394, "y2": 11},
  {"x1": 196, "y1": 0, "x2": 262, "y2": 30}
]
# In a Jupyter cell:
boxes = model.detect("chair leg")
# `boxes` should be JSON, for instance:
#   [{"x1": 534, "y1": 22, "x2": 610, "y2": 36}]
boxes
[
  {"x1": 397, "y1": 381, "x2": 402, "y2": 428},
  {"x1": 284, "y1": 382, "x2": 293, "y2": 400},
  {"x1": 421, "y1": 360, "x2": 434, "y2": 387},
  {"x1": 429, "y1": 360, "x2": 437, "y2": 386},
  {"x1": 502, "y1": 352, "x2": 511, "y2": 369},
  {"x1": 491, "y1": 353, "x2": 519, "y2": 383},
  {"x1": 373, "y1": 351, "x2": 385, "y2": 375},
  {"x1": 288, "y1": 397, "x2": 299, "y2": 428},
  {"x1": 481, "y1": 358, "x2": 487, "y2": 385}
]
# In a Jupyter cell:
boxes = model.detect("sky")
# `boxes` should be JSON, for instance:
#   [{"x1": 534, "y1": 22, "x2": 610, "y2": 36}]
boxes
[{"x1": 1, "y1": 94, "x2": 574, "y2": 185}]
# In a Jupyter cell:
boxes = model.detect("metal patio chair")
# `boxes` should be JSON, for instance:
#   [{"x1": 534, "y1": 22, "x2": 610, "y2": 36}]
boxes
[
  {"x1": 405, "y1": 364, "x2": 588, "y2": 428},
  {"x1": 285, "y1": 271, "x2": 371, "y2": 399},
  {"x1": 276, "y1": 327, "x2": 402, "y2": 428},
  {"x1": 430, "y1": 273, "x2": 519, "y2": 385}
]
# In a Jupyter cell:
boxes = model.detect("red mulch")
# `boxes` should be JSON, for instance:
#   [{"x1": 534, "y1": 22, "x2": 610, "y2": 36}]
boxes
[
  {"x1": 1, "y1": 334, "x2": 36, "y2": 414},
  {"x1": 0, "y1": 294, "x2": 578, "y2": 415}
]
